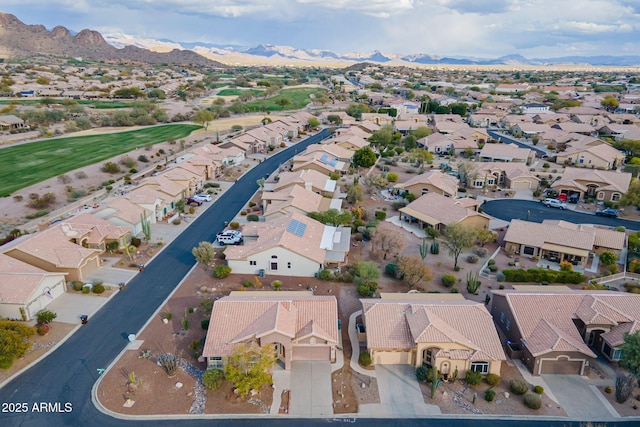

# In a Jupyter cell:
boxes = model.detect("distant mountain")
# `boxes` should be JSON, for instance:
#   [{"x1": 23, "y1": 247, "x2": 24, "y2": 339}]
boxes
[{"x1": 0, "y1": 12, "x2": 224, "y2": 67}]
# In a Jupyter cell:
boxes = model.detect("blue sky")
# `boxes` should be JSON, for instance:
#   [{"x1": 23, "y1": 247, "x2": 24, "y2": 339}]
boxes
[{"x1": 2, "y1": 0, "x2": 640, "y2": 58}]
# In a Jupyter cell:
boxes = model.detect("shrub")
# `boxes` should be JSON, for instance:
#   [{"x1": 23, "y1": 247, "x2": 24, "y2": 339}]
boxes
[
  {"x1": 172, "y1": 218, "x2": 181, "y2": 225},
  {"x1": 485, "y1": 389, "x2": 496, "y2": 402},
  {"x1": 450, "y1": 287, "x2": 459, "y2": 293},
  {"x1": 72, "y1": 281, "x2": 83, "y2": 291},
  {"x1": 247, "y1": 214, "x2": 259, "y2": 222},
  {"x1": 496, "y1": 272, "x2": 506, "y2": 282},
  {"x1": 488, "y1": 264, "x2": 499, "y2": 272},
  {"x1": 202, "y1": 369, "x2": 224, "y2": 390},
  {"x1": 416, "y1": 366, "x2": 428, "y2": 382},
  {"x1": 502, "y1": 268, "x2": 587, "y2": 284},
  {"x1": 475, "y1": 248, "x2": 488, "y2": 257},
  {"x1": 359, "y1": 351, "x2": 372, "y2": 367},
  {"x1": 385, "y1": 263, "x2": 398, "y2": 277},
  {"x1": 92, "y1": 283, "x2": 105, "y2": 294},
  {"x1": 201, "y1": 319, "x2": 210, "y2": 330},
  {"x1": 605, "y1": 385, "x2": 613, "y2": 394},
  {"x1": 430, "y1": 242, "x2": 440, "y2": 254},
  {"x1": 318, "y1": 269, "x2": 332, "y2": 280},
  {"x1": 387, "y1": 172, "x2": 398, "y2": 182},
  {"x1": 130, "y1": 237, "x2": 142, "y2": 247},
  {"x1": 486, "y1": 373, "x2": 501, "y2": 387},
  {"x1": 101, "y1": 162, "x2": 121, "y2": 173},
  {"x1": 212, "y1": 265, "x2": 231, "y2": 278},
  {"x1": 137, "y1": 155, "x2": 149, "y2": 163},
  {"x1": 36, "y1": 323, "x2": 50, "y2": 336},
  {"x1": 510, "y1": 379, "x2": 529, "y2": 395},
  {"x1": 82, "y1": 286, "x2": 90, "y2": 294},
  {"x1": 533, "y1": 385, "x2": 544, "y2": 394},
  {"x1": 524, "y1": 393, "x2": 542, "y2": 410},
  {"x1": 465, "y1": 370, "x2": 482, "y2": 386},
  {"x1": 229, "y1": 221, "x2": 239, "y2": 229},
  {"x1": 467, "y1": 254, "x2": 479, "y2": 264},
  {"x1": 357, "y1": 281, "x2": 378, "y2": 297},
  {"x1": 375, "y1": 211, "x2": 387, "y2": 220},
  {"x1": 441, "y1": 274, "x2": 456, "y2": 287},
  {"x1": 487, "y1": 259, "x2": 496, "y2": 266}
]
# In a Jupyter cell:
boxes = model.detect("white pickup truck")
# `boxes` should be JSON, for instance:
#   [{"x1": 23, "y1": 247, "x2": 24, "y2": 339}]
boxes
[{"x1": 216, "y1": 230, "x2": 243, "y2": 245}]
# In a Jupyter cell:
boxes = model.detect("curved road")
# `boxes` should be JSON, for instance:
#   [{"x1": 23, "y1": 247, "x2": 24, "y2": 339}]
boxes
[
  {"x1": 487, "y1": 129, "x2": 548, "y2": 157},
  {"x1": 0, "y1": 129, "x2": 632, "y2": 427},
  {"x1": 482, "y1": 199, "x2": 640, "y2": 231}
]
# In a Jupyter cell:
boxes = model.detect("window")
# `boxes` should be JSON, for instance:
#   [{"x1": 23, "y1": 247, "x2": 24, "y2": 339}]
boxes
[
  {"x1": 470, "y1": 362, "x2": 489, "y2": 374},
  {"x1": 612, "y1": 193, "x2": 620, "y2": 201},
  {"x1": 597, "y1": 192, "x2": 605, "y2": 200},
  {"x1": 506, "y1": 319, "x2": 511, "y2": 331},
  {"x1": 271, "y1": 262, "x2": 278, "y2": 271},
  {"x1": 209, "y1": 356, "x2": 223, "y2": 369},
  {"x1": 523, "y1": 246, "x2": 535, "y2": 256},
  {"x1": 603, "y1": 343, "x2": 613, "y2": 358},
  {"x1": 249, "y1": 260, "x2": 256, "y2": 266},
  {"x1": 474, "y1": 180, "x2": 484, "y2": 188},
  {"x1": 612, "y1": 349, "x2": 623, "y2": 360},
  {"x1": 287, "y1": 262, "x2": 291, "y2": 269}
]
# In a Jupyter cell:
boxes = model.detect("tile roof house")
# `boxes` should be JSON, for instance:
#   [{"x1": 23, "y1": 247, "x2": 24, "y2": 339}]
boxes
[
  {"x1": 399, "y1": 193, "x2": 490, "y2": 233},
  {"x1": 551, "y1": 167, "x2": 631, "y2": 202},
  {"x1": 267, "y1": 169, "x2": 338, "y2": 197},
  {"x1": 291, "y1": 151, "x2": 348, "y2": 175},
  {"x1": 470, "y1": 162, "x2": 540, "y2": 190},
  {"x1": 1, "y1": 224, "x2": 102, "y2": 282},
  {"x1": 192, "y1": 145, "x2": 245, "y2": 166},
  {"x1": 491, "y1": 289, "x2": 640, "y2": 375},
  {"x1": 393, "y1": 170, "x2": 459, "y2": 198},
  {"x1": 0, "y1": 114, "x2": 26, "y2": 130},
  {"x1": 555, "y1": 140, "x2": 625, "y2": 170},
  {"x1": 94, "y1": 198, "x2": 154, "y2": 237},
  {"x1": 225, "y1": 212, "x2": 351, "y2": 277},
  {"x1": 0, "y1": 254, "x2": 68, "y2": 321},
  {"x1": 599, "y1": 124, "x2": 640, "y2": 141},
  {"x1": 479, "y1": 143, "x2": 535, "y2": 165},
  {"x1": 503, "y1": 219, "x2": 625, "y2": 266},
  {"x1": 261, "y1": 184, "x2": 340, "y2": 220},
  {"x1": 303, "y1": 143, "x2": 355, "y2": 163},
  {"x1": 203, "y1": 292, "x2": 338, "y2": 370},
  {"x1": 60, "y1": 213, "x2": 132, "y2": 251},
  {"x1": 361, "y1": 294, "x2": 505, "y2": 375},
  {"x1": 331, "y1": 134, "x2": 371, "y2": 151}
]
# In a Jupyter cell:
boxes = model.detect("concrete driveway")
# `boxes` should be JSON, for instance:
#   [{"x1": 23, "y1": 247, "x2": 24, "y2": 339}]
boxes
[
  {"x1": 44, "y1": 292, "x2": 115, "y2": 324},
  {"x1": 542, "y1": 374, "x2": 618, "y2": 420},
  {"x1": 289, "y1": 361, "x2": 333, "y2": 417},
  {"x1": 360, "y1": 364, "x2": 441, "y2": 417}
]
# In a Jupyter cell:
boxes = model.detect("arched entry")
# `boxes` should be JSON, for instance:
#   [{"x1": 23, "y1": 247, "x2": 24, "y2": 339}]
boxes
[
  {"x1": 422, "y1": 347, "x2": 441, "y2": 368},
  {"x1": 273, "y1": 342, "x2": 286, "y2": 368}
]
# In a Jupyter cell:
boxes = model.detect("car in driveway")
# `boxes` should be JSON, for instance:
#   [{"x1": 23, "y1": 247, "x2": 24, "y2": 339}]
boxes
[
  {"x1": 595, "y1": 208, "x2": 619, "y2": 218},
  {"x1": 186, "y1": 197, "x2": 203, "y2": 206},
  {"x1": 543, "y1": 198, "x2": 567, "y2": 210},
  {"x1": 216, "y1": 230, "x2": 243, "y2": 245},
  {"x1": 192, "y1": 194, "x2": 211, "y2": 202}
]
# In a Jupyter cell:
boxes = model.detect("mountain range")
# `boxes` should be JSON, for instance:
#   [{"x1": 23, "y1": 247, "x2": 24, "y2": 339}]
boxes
[{"x1": 1, "y1": 10, "x2": 640, "y2": 68}]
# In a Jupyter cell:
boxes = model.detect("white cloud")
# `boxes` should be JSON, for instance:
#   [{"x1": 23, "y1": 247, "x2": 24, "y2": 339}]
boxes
[{"x1": 296, "y1": 0, "x2": 416, "y2": 17}]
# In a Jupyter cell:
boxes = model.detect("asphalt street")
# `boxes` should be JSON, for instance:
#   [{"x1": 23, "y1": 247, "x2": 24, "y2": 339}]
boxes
[
  {"x1": 482, "y1": 199, "x2": 640, "y2": 231},
  {"x1": 487, "y1": 129, "x2": 548, "y2": 157},
  {"x1": 0, "y1": 128, "x2": 634, "y2": 427}
]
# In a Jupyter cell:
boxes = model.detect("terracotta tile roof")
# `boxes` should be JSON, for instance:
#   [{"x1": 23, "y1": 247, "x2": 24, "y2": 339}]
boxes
[
  {"x1": 394, "y1": 170, "x2": 459, "y2": 197},
  {"x1": 492, "y1": 290, "x2": 640, "y2": 357},
  {"x1": 61, "y1": 213, "x2": 131, "y2": 244},
  {"x1": 94, "y1": 198, "x2": 151, "y2": 226},
  {"x1": 0, "y1": 254, "x2": 66, "y2": 304},
  {"x1": 273, "y1": 169, "x2": 337, "y2": 193},
  {"x1": 399, "y1": 193, "x2": 489, "y2": 226},
  {"x1": 480, "y1": 143, "x2": 533, "y2": 160},
  {"x1": 203, "y1": 294, "x2": 338, "y2": 357},
  {"x1": 263, "y1": 184, "x2": 326, "y2": 217},
  {"x1": 551, "y1": 167, "x2": 631, "y2": 194},
  {"x1": 361, "y1": 298, "x2": 505, "y2": 361},
  {"x1": 504, "y1": 219, "x2": 595, "y2": 251},
  {"x1": 602, "y1": 321, "x2": 640, "y2": 347}
]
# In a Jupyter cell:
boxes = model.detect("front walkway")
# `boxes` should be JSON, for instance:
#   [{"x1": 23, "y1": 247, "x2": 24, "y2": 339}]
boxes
[{"x1": 348, "y1": 310, "x2": 376, "y2": 377}]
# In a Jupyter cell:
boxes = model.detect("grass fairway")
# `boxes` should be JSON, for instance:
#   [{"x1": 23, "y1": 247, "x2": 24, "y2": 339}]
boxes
[
  {"x1": 216, "y1": 88, "x2": 264, "y2": 97},
  {"x1": 245, "y1": 87, "x2": 327, "y2": 112},
  {"x1": 0, "y1": 99, "x2": 140, "y2": 109},
  {"x1": 0, "y1": 124, "x2": 200, "y2": 196}
]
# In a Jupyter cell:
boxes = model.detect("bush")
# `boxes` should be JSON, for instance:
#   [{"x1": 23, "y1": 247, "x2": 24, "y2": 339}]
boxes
[
  {"x1": 510, "y1": 379, "x2": 529, "y2": 395},
  {"x1": 130, "y1": 237, "x2": 142, "y2": 247},
  {"x1": 430, "y1": 242, "x2": 440, "y2": 254},
  {"x1": 229, "y1": 221, "x2": 239, "y2": 229},
  {"x1": 137, "y1": 155, "x2": 149, "y2": 163},
  {"x1": 441, "y1": 274, "x2": 456, "y2": 287},
  {"x1": 318, "y1": 269, "x2": 332, "y2": 281},
  {"x1": 485, "y1": 389, "x2": 496, "y2": 402},
  {"x1": 486, "y1": 373, "x2": 501, "y2": 387},
  {"x1": 201, "y1": 319, "x2": 210, "y2": 330},
  {"x1": 416, "y1": 366, "x2": 428, "y2": 382},
  {"x1": 375, "y1": 211, "x2": 387, "y2": 220},
  {"x1": 488, "y1": 264, "x2": 499, "y2": 272},
  {"x1": 82, "y1": 286, "x2": 90, "y2": 294},
  {"x1": 36, "y1": 323, "x2": 50, "y2": 336},
  {"x1": 533, "y1": 385, "x2": 544, "y2": 394},
  {"x1": 72, "y1": 281, "x2": 83, "y2": 291},
  {"x1": 385, "y1": 263, "x2": 398, "y2": 277},
  {"x1": 496, "y1": 272, "x2": 506, "y2": 282},
  {"x1": 467, "y1": 254, "x2": 479, "y2": 264},
  {"x1": 524, "y1": 393, "x2": 542, "y2": 410},
  {"x1": 92, "y1": 283, "x2": 105, "y2": 294},
  {"x1": 212, "y1": 265, "x2": 231, "y2": 278},
  {"x1": 387, "y1": 173, "x2": 398, "y2": 182},
  {"x1": 466, "y1": 370, "x2": 482, "y2": 386},
  {"x1": 247, "y1": 214, "x2": 259, "y2": 222},
  {"x1": 357, "y1": 281, "x2": 378, "y2": 297},
  {"x1": 450, "y1": 287, "x2": 459, "y2": 293},
  {"x1": 475, "y1": 248, "x2": 488, "y2": 257},
  {"x1": 502, "y1": 268, "x2": 587, "y2": 284},
  {"x1": 101, "y1": 162, "x2": 121, "y2": 173},
  {"x1": 202, "y1": 369, "x2": 224, "y2": 390},
  {"x1": 359, "y1": 351, "x2": 372, "y2": 367},
  {"x1": 487, "y1": 259, "x2": 496, "y2": 266}
]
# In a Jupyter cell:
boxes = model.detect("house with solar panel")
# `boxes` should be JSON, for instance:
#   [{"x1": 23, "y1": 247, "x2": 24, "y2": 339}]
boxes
[
  {"x1": 291, "y1": 151, "x2": 349, "y2": 175},
  {"x1": 224, "y1": 212, "x2": 351, "y2": 277}
]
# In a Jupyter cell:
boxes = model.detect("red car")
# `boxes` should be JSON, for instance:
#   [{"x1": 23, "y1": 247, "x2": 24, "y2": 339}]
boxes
[{"x1": 186, "y1": 197, "x2": 202, "y2": 206}]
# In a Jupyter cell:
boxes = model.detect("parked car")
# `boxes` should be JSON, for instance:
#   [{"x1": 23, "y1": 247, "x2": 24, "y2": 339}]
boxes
[
  {"x1": 186, "y1": 197, "x2": 203, "y2": 206},
  {"x1": 595, "y1": 208, "x2": 619, "y2": 218},
  {"x1": 568, "y1": 194, "x2": 580, "y2": 204},
  {"x1": 192, "y1": 194, "x2": 211, "y2": 202},
  {"x1": 543, "y1": 198, "x2": 567, "y2": 210},
  {"x1": 216, "y1": 230, "x2": 243, "y2": 245}
]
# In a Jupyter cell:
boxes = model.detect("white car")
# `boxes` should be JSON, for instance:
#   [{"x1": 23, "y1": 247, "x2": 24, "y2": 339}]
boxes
[
  {"x1": 543, "y1": 198, "x2": 567, "y2": 210},
  {"x1": 192, "y1": 194, "x2": 211, "y2": 202},
  {"x1": 216, "y1": 230, "x2": 243, "y2": 245}
]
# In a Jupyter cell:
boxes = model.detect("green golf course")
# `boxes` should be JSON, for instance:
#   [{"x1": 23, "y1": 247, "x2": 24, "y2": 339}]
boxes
[
  {"x1": 0, "y1": 124, "x2": 201, "y2": 196},
  {"x1": 245, "y1": 87, "x2": 327, "y2": 112}
]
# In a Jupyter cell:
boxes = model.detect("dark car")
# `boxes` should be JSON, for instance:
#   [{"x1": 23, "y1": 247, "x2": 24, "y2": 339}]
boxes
[
  {"x1": 568, "y1": 194, "x2": 580, "y2": 204},
  {"x1": 186, "y1": 197, "x2": 203, "y2": 206},
  {"x1": 595, "y1": 208, "x2": 619, "y2": 218}
]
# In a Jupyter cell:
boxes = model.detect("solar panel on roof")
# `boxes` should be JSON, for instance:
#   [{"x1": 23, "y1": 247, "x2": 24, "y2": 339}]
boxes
[
  {"x1": 319, "y1": 154, "x2": 337, "y2": 167},
  {"x1": 286, "y1": 219, "x2": 307, "y2": 237}
]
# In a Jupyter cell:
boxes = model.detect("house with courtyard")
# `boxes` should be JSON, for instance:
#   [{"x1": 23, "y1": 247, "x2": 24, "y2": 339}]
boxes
[
  {"x1": 203, "y1": 292, "x2": 338, "y2": 370},
  {"x1": 267, "y1": 169, "x2": 338, "y2": 198},
  {"x1": 555, "y1": 140, "x2": 625, "y2": 170},
  {"x1": 469, "y1": 162, "x2": 540, "y2": 190},
  {"x1": 60, "y1": 213, "x2": 132, "y2": 251},
  {"x1": 393, "y1": 170, "x2": 459, "y2": 198},
  {"x1": 261, "y1": 184, "x2": 341, "y2": 220},
  {"x1": 491, "y1": 288, "x2": 640, "y2": 375},
  {"x1": 398, "y1": 193, "x2": 490, "y2": 233},
  {"x1": 503, "y1": 219, "x2": 625, "y2": 267},
  {"x1": 93, "y1": 198, "x2": 154, "y2": 237},
  {"x1": 0, "y1": 254, "x2": 68, "y2": 321},
  {"x1": 550, "y1": 167, "x2": 631, "y2": 202},
  {"x1": 361, "y1": 293, "x2": 505, "y2": 376},
  {"x1": 479, "y1": 143, "x2": 535, "y2": 165},
  {"x1": 224, "y1": 212, "x2": 351, "y2": 277}
]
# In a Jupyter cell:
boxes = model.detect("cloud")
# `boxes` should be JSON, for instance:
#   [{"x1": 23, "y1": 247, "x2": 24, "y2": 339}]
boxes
[
  {"x1": 438, "y1": 0, "x2": 513, "y2": 15},
  {"x1": 296, "y1": 0, "x2": 416, "y2": 17}
]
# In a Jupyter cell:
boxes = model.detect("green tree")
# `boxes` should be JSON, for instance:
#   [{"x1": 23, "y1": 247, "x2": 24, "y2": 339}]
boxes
[
  {"x1": 0, "y1": 320, "x2": 35, "y2": 369},
  {"x1": 397, "y1": 256, "x2": 434, "y2": 288},
  {"x1": 307, "y1": 117, "x2": 320, "y2": 128},
  {"x1": 146, "y1": 88, "x2": 166, "y2": 99},
  {"x1": 442, "y1": 223, "x2": 478, "y2": 269},
  {"x1": 371, "y1": 228, "x2": 405, "y2": 260},
  {"x1": 476, "y1": 229, "x2": 497, "y2": 247},
  {"x1": 409, "y1": 126, "x2": 432, "y2": 140},
  {"x1": 192, "y1": 241, "x2": 216, "y2": 268},
  {"x1": 346, "y1": 184, "x2": 364, "y2": 204},
  {"x1": 402, "y1": 135, "x2": 417, "y2": 150},
  {"x1": 354, "y1": 261, "x2": 380, "y2": 283},
  {"x1": 408, "y1": 148, "x2": 433, "y2": 168},
  {"x1": 368, "y1": 126, "x2": 394, "y2": 147},
  {"x1": 621, "y1": 331, "x2": 640, "y2": 377},
  {"x1": 327, "y1": 114, "x2": 342, "y2": 125},
  {"x1": 36, "y1": 309, "x2": 57, "y2": 325},
  {"x1": 307, "y1": 209, "x2": 352, "y2": 226},
  {"x1": 599, "y1": 251, "x2": 618, "y2": 266},
  {"x1": 202, "y1": 368, "x2": 224, "y2": 390},
  {"x1": 601, "y1": 96, "x2": 619, "y2": 112},
  {"x1": 224, "y1": 343, "x2": 276, "y2": 397},
  {"x1": 346, "y1": 103, "x2": 369, "y2": 120},
  {"x1": 275, "y1": 98, "x2": 291, "y2": 110},
  {"x1": 194, "y1": 109, "x2": 215, "y2": 130},
  {"x1": 352, "y1": 147, "x2": 377, "y2": 168},
  {"x1": 113, "y1": 87, "x2": 146, "y2": 99},
  {"x1": 363, "y1": 173, "x2": 388, "y2": 194}
]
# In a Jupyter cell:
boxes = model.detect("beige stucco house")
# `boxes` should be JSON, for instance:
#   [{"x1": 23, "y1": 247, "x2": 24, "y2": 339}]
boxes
[
  {"x1": 393, "y1": 170, "x2": 459, "y2": 198},
  {"x1": 399, "y1": 193, "x2": 490, "y2": 232},
  {"x1": 361, "y1": 294, "x2": 505, "y2": 376},
  {"x1": 203, "y1": 292, "x2": 338, "y2": 370},
  {"x1": 555, "y1": 142, "x2": 625, "y2": 170},
  {"x1": 551, "y1": 167, "x2": 631, "y2": 202}
]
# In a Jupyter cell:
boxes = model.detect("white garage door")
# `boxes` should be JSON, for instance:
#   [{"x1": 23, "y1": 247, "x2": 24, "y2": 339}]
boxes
[
  {"x1": 511, "y1": 180, "x2": 531, "y2": 189},
  {"x1": 373, "y1": 351, "x2": 413, "y2": 365},
  {"x1": 26, "y1": 280, "x2": 64, "y2": 319}
]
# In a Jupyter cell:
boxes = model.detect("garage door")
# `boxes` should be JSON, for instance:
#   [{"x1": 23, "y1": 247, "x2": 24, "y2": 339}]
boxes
[
  {"x1": 293, "y1": 346, "x2": 330, "y2": 361},
  {"x1": 373, "y1": 351, "x2": 412, "y2": 365},
  {"x1": 26, "y1": 280, "x2": 65, "y2": 319},
  {"x1": 539, "y1": 358, "x2": 583, "y2": 375},
  {"x1": 511, "y1": 181, "x2": 531, "y2": 190}
]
